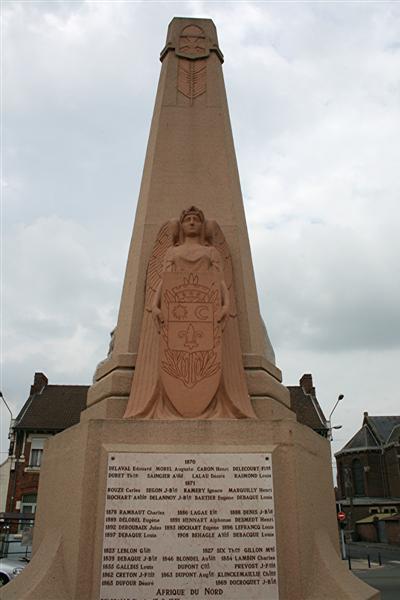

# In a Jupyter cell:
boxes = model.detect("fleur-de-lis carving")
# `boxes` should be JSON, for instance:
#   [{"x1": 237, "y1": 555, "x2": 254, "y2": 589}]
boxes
[{"x1": 178, "y1": 323, "x2": 203, "y2": 350}]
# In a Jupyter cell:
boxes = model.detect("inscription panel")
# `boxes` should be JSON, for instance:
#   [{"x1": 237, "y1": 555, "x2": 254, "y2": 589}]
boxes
[{"x1": 100, "y1": 453, "x2": 278, "y2": 600}]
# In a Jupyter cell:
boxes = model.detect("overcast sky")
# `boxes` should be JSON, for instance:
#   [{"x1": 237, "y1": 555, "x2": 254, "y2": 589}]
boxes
[{"x1": 2, "y1": 1, "x2": 400, "y2": 467}]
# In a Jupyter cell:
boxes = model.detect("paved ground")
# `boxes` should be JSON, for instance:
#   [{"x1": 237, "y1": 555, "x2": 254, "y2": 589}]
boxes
[
  {"x1": 354, "y1": 564, "x2": 400, "y2": 600},
  {"x1": 345, "y1": 543, "x2": 400, "y2": 599},
  {"x1": 347, "y1": 542, "x2": 400, "y2": 564}
]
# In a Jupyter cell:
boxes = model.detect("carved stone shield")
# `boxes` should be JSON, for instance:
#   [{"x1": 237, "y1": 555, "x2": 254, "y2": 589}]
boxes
[{"x1": 160, "y1": 271, "x2": 222, "y2": 417}]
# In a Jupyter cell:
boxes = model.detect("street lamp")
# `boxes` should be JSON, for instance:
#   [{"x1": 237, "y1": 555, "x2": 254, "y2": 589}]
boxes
[
  {"x1": 0, "y1": 391, "x2": 17, "y2": 514},
  {"x1": 326, "y1": 393, "x2": 345, "y2": 558},
  {"x1": 0, "y1": 391, "x2": 15, "y2": 439},
  {"x1": 0, "y1": 391, "x2": 13, "y2": 420},
  {"x1": 327, "y1": 393, "x2": 344, "y2": 441}
]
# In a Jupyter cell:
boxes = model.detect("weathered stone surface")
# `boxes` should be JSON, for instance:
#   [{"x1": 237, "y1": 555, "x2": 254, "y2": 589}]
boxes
[
  {"x1": 89, "y1": 16, "x2": 276, "y2": 411},
  {"x1": 100, "y1": 452, "x2": 279, "y2": 599},
  {"x1": 2, "y1": 17, "x2": 380, "y2": 600},
  {"x1": 3, "y1": 419, "x2": 379, "y2": 600},
  {"x1": 124, "y1": 207, "x2": 256, "y2": 419}
]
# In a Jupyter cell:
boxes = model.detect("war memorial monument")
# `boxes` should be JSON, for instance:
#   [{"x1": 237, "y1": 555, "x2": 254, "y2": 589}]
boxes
[{"x1": 4, "y1": 18, "x2": 380, "y2": 600}]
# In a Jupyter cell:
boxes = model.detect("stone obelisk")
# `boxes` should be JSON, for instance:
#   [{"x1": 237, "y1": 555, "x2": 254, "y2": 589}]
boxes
[
  {"x1": 3, "y1": 18, "x2": 379, "y2": 600},
  {"x1": 87, "y1": 17, "x2": 288, "y2": 421}
]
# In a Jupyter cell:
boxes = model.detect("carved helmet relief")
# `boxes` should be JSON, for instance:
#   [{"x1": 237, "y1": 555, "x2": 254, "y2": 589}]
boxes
[{"x1": 178, "y1": 25, "x2": 207, "y2": 57}]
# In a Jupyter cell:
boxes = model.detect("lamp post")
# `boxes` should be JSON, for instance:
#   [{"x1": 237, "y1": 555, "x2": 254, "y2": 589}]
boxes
[
  {"x1": 327, "y1": 394, "x2": 344, "y2": 441},
  {"x1": 0, "y1": 391, "x2": 13, "y2": 422},
  {"x1": 326, "y1": 393, "x2": 346, "y2": 558},
  {"x1": 0, "y1": 391, "x2": 15, "y2": 447},
  {"x1": 0, "y1": 391, "x2": 17, "y2": 514}
]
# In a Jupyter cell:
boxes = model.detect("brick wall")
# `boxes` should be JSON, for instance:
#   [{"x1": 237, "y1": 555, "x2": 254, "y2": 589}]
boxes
[
  {"x1": 385, "y1": 520, "x2": 400, "y2": 546},
  {"x1": 356, "y1": 523, "x2": 378, "y2": 543},
  {"x1": 336, "y1": 450, "x2": 387, "y2": 499},
  {"x1": 384, "y1": 446, "x2": 400, "y2": 497},
  {"x1": 365, "y1": 452, "x2": 386, "y2": 497}
]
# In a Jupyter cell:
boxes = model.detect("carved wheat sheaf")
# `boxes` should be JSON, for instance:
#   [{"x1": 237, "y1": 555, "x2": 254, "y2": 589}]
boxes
[
  {"x1": 162, "y1": 349, "x2": 220, "y2": 389},
  {"x1": 178, "y1": 59, "x2": 207, "y2": 103}
]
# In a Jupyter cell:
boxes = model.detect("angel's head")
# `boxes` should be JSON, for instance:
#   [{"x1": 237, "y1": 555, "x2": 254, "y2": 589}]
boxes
[{"x1": 178, "y1": 206, "x2": 206, "y2": 244}]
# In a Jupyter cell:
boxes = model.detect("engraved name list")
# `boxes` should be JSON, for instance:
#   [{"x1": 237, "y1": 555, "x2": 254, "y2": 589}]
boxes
[{"x1": 100, "y1": 453, "x2": 278, "y2": 600}]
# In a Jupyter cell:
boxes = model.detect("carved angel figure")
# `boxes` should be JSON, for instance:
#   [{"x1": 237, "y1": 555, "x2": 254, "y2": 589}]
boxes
[{"x1": 123, "y1": 206, "x2": 256, "y2": 420}]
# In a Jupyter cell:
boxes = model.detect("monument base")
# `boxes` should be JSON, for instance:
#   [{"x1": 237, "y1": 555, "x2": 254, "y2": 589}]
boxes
[{"x1": 3, "y1": 404, "x2": 379, "y2": 600}]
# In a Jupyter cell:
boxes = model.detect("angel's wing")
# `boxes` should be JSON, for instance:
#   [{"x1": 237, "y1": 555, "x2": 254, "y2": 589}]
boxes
[
  {"x1": 205, "y1": 220, "x2": 233, "y2": 291},
  {"x1": 205, "y1": 219, "x2": 236, "y2": 317},
  {"x1": 124, "y1": 220, "x2": 177, "y2": 419},
  {"x1": 145, "y1": 220, "x2": 178, "y2": 310}
]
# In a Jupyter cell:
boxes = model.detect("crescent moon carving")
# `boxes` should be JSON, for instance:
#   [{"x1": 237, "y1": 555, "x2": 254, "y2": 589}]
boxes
[{"x1": 194, "y1": 305, "x2": 209, "y2": 320}]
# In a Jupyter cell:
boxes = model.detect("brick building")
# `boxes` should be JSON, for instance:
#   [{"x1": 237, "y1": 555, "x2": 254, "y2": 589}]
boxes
[
  {"x1": 288, "y1": 374, "x2": 329, "y2": 438},
  {"x1": 3, "y1": 371, "x2": 326, "y2": 519},
  {"x1": 3, "y1": 371, "x2": 326, "y2": 514},
  {"x1": 4, "y1": 373, "x2": 88, "y2": 518},
  {"x1": 335, "y1": 412, "x2": 400, "y2": 531}
]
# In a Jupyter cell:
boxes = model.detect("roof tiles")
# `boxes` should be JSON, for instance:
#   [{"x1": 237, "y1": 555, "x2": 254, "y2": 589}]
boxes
[{"x1": 16, "y1": 385, "x2": 88, "y2": 431}]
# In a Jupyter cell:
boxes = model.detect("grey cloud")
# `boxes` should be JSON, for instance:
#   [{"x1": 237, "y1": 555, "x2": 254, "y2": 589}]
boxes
[
  {"x1": 252, "y1": 220, "x2": 400, "y2": 353},
  {"x1": 2, "y1": 1, "x2": 399, "y2": 457}
]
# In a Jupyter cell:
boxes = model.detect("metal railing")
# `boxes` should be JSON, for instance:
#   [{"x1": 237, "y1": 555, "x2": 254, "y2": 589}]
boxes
[{"x1": 0, "y1": 513, "x2": 34, "y2": 559}]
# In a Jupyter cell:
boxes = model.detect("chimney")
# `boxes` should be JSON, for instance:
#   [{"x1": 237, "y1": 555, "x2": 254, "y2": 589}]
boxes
[
  {"x1": 300, "y1": 373, "x2": 315, "y2": 395},
  {"x1": 30, "y1": 372, "x2": 48, "y2": 395}
]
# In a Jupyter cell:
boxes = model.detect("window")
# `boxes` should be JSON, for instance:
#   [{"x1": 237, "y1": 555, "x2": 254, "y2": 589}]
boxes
[
  {"x1": 370, "y1": 506, "x2": 397, "y2": 515},
  {"x1": 382, "y1": 507, "x2": 397, "y2": 514},
  {"x1": 352, "y1": 459, "x2": 365, "y2": 496},
  {"x1": 29, "y1": 438, "x2": 47, "y2": 468},
  {"x1": 20, "y1": 493, "x2": 37, "y2": 514},
  {"x1": 19, "y1": 494, "x2": 36, "y2": 532},
  {"x1": 338, "y1": 464, "x2": 345, "y2": 497},
  {"x1": 30, "y1": 449, "x2": 42, "y2": 467}
]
